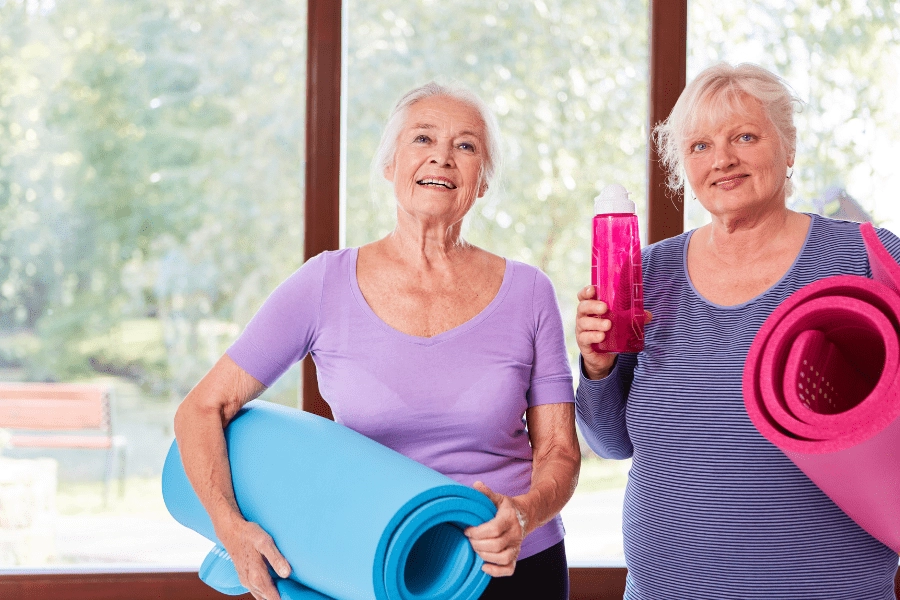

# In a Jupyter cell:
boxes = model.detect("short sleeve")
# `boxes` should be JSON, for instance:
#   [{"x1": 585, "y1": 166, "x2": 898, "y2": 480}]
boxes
[
  {"x1": 526, "y1": 268, "x2": 574, "y2": 407},
  {"x1": 226, "y1": 253, "x2": 326, "y2": 386}
]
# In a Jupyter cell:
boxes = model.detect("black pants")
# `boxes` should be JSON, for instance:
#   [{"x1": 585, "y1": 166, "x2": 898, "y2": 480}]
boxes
[{"x1": 478, "y1": 540, "x2": 569, "y2": 599}]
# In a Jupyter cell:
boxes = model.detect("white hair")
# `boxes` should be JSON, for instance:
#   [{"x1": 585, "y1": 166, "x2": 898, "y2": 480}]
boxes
[
  {"x1": 370, "y1": 81, "x2": 503, "y2": 197},
  {"x1": 653, "y1": 62, "x2": 803, "y2": 197}
]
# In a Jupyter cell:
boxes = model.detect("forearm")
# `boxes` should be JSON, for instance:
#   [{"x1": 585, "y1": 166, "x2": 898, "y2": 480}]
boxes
[
  {"x1": 515, "y1": 402, "x2": 581, "y2": 534},
  {"x1": 174, "y1": 401, "x2": 244, "y2": 536},
  {"x1": 172, "y1": 354, "x2": 266, "y2": 539},
  {"x1": 514, "y1": 441, "x2": 580, "y2": 535},
  {"x1": 575, "y1": 353, "x2": 635, "y2": 459}
]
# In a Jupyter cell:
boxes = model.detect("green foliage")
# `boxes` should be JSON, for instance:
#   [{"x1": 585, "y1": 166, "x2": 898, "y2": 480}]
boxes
[
  {"x1": 1, "y1": 0, "x2": 899, "y2": 397},
  {"x1": 0, "y1": 0, "x2": 307, "y2": 396}
]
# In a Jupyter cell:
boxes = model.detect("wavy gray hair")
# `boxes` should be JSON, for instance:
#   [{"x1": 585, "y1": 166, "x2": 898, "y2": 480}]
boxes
[{"x1": 653, "y1": 62, "x2": 802, "y2": 197}]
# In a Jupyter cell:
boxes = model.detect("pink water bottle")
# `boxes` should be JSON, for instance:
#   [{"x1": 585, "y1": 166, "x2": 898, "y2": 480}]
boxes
[{"x1": 591, "y1": 184, "x2": 644, "y2": 353}]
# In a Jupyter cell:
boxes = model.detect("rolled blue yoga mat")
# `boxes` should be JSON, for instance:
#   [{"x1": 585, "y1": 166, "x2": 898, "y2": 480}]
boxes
[{"x1": 162, "y1": 400, "x2": 496, "y2": 600}]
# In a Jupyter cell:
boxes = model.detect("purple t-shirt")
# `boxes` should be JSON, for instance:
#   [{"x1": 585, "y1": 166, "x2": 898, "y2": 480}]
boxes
[{"x1": 226, "y1": 247, "x2": 574, "y2": 559}]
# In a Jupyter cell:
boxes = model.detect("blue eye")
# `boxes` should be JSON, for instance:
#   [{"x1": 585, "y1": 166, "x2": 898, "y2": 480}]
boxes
[
  {"x1": 414, "y1": 134, "x2": 430, "y2": 143},
  {"x1": 458, "y1": 142, "x2": 476, "y2": 152},
  {"x1": 692, "y1": 142, "x2": 708, "y2": 152},
  {"x1": 739, "y1": 133, "x2": 754, "y2": 142}
]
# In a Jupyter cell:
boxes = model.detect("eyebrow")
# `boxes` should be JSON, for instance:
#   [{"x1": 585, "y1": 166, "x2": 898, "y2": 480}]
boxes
[{"x1": 409, "y1": 123, "x2": 483, "y2": 139}]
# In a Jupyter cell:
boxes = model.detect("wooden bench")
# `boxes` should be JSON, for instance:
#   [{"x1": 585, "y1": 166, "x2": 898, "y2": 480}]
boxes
[{"x1": 0, "y1": 383, "x2": 127, "y2": 502}]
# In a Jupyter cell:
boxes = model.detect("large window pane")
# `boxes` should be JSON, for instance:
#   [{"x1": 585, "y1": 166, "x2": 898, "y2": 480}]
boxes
[
  {"x1": 344, "y1": 0, "x2": 649, "y2": 564},
  {"x1": 0, "y1": 0, "x2": 306, "y2": 568},
  {"x1": 687, "y1": 0, "x2": 900, "y2": 233}
]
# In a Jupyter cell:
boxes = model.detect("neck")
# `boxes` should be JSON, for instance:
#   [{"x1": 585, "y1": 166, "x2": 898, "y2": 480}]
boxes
[
  {"x1": 386, "y1": 213, "x2": 470, "y2": 268},
  {"x1": 701, "y1": 203, "x2": 794, "y2": 263}
]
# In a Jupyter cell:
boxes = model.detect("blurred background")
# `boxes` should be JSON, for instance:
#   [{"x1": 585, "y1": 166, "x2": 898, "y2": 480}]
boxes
[{"x1": 0, "y1": 0, "x2": 898, "y2": 569}]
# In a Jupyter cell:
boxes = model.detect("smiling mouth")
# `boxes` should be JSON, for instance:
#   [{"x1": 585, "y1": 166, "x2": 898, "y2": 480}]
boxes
[
  {"x1": 416, "y1": 178, "x2": 457, "y2": 189},
  {"x1": 713, "y1": 175, "x2": 749, "y2": 186}
]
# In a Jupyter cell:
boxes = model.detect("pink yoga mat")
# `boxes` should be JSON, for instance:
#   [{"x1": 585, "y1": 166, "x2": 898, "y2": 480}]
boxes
[{"x1": 743, "y1": 222, "x2": 900, "y2": 553}]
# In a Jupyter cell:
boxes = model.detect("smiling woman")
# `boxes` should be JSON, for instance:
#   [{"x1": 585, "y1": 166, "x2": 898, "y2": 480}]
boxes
[
  {"x1": 384, "y1": 95, "x2": 490, "y2": 239},
  {"x1": 575, "y1": 62, "x2": 900, "y2": 599},
  {"x1": 172, "y1": 82, "x2": 581, "y2": 600}
]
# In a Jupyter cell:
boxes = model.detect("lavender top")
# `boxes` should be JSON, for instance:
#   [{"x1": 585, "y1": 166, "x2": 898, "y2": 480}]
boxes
[{"x1": 227, "y1": 247, "x2": 574, "y2": 559}]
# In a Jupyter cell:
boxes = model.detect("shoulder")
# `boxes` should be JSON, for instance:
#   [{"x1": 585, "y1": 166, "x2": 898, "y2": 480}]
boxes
[
  {"x1": 802, "y1": 213, "x2": 873, "y2": 260},
  {"x1": 505, "y1": 259, "x2": 555, "y2": 295},
  {"x1": 314, "y1": 247, "x2": 356, "y2": 269},
  {"x1": 642, "y1": 230, "x2": 689, "y2": 263},
  {"x1": 641, "y1": 230, "x2": 690, "y2": 284},
  {"x1": 875, "y1": 224, "x2": 900, "y2": 257},
  {"x1": 276, "y1": 247, "x2": 355, "y2": 296},
  {"x1": 807, "y1": 213, "x2": 865, "y2": 239}
]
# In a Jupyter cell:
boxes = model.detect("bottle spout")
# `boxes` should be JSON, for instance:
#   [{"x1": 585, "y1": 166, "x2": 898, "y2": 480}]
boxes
[{"x1": 594, "y1": 183, "x2": 635, "y2": 214}]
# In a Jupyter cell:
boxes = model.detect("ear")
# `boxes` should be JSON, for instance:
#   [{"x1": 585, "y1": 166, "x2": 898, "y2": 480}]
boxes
[
  {"x1": 787, "y1": 153, "x2": 795, "y2": 169},
  {"x1": 383, "y1": 162, "x2": 395, "y2": 183},
  {"x1": 477, "y1": 182, "x2": 488, "y2": 198}
]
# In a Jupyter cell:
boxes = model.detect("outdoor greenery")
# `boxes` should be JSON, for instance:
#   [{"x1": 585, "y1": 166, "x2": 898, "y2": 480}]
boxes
[
  {"x1": 1, "y1": 0, "x2": 899, "y2": 401},
  {"x1": 0, "y1": 0, "x2": 307, "y2": 400}
]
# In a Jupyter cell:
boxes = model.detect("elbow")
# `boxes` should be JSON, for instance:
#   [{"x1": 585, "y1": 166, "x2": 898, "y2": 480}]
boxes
[
  {"x1": 597, "y1": 445, "x2": 633, "y2": 460},
  {"x1": 172, "y1": 398, "x2": 192, "y2": 446},
  {"x1": 585, "y1": 434, "x2": 633, "y2": 460},
  {"x1": 576, "y1": 418, "x2": 633, "y2": 460},
  {"x1": 173, "y1": 388, "x2": 226, "y2": 448}
]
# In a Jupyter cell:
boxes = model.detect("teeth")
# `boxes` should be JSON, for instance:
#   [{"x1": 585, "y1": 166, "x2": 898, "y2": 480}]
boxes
[{"x1": 418, "y1": 179, "x2": 457, "y2": 189}]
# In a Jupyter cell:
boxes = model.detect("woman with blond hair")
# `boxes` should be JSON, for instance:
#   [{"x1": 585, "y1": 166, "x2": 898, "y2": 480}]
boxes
[{"x1": 576, "y1": 62, "x2": 900, "y2": 599}]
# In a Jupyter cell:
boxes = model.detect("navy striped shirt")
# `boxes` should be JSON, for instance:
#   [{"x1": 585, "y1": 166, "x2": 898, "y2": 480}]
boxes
[{"x1": 576, "y1": 214, "x2": 900, "y2": 599}]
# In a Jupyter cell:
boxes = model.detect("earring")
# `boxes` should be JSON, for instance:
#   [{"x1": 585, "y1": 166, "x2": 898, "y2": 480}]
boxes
[{"x1": 786, "y1": 167, "x2": 794, "y2": 180}]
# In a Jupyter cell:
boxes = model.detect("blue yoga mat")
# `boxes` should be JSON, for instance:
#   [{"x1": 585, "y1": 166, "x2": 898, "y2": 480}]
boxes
[{"x1": 162, "y1": 400, "x2": 496, "y2": 600}]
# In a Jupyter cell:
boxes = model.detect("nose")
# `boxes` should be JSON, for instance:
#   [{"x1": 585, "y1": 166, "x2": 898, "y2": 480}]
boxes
[
  {"x1": 712, "y1": 142, "x2": 737, "y2": 170},
  {"x1": 429, "y1": 141, "x2": 455, "y2": 167}
]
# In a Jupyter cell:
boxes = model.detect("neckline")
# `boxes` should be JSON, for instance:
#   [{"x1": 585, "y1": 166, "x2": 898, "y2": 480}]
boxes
[
  {"x1": 347, "y1": 247, "x2": 513, "y2": 345},
  {"x1": 681, "y1": 212, "x2": 816, "y2": 310}
]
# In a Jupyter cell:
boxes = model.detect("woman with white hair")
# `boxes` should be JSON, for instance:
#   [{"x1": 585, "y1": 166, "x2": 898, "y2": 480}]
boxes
[
  {"x1": 174, "y1": 81, "x2": 580, "y2": 600},
  {"x1": 575, "y1": 62, "x2": 900, "y2": 598}
]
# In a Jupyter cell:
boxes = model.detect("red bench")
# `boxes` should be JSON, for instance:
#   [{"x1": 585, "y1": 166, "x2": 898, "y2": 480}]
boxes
[{"x1": 0, "y1": 383, "x2": 127, "y2": 502}]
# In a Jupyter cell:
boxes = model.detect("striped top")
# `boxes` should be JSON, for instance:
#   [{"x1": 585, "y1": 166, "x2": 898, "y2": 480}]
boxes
[{"x1": 576, "y1": 214, "x2": 900, "y2": 599}]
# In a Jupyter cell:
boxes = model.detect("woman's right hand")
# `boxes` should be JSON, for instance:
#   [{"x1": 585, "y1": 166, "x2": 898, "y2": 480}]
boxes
[
  {"x1": 576, "y1": 285, "x2": 652, "y2": 380},
  {"x1": 575, "y1": 285, "x2": 618, "y2": 380},
  {"x1": 219, "y1": 516, "x2": 292, "y2": 600}
]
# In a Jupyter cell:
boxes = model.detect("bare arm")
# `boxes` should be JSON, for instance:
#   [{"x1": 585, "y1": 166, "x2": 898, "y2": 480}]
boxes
[
  {"x1": 465, "y1": 402, "x2": 581, "y2": 577},
  {"x1": 173, "y1": 354, "x2": 290, "y2": 600}
]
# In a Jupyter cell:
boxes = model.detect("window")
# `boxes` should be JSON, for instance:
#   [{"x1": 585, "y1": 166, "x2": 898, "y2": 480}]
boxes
[
  {"x1": 0, "y1": 0, "x2": 306, "y2": 569},
  {"x1": 343, "y1": 0, "x2": 649, "y2": 564}
]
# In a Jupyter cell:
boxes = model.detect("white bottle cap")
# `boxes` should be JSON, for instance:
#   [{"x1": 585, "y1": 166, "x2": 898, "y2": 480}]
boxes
[{"x1": 594, "y1": 183, "x2": 635, "y2": 214}]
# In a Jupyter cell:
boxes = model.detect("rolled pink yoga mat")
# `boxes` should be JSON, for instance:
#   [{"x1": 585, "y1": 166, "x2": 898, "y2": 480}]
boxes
[{"x1": 743, "y1": 222, "x2": 900, "y2": 552}]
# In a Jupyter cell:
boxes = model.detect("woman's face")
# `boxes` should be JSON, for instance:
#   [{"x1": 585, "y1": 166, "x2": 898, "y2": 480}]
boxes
[
  {"x1": 385, "y1": 95, "x2": 488, "y2": 227},
  {"x1": 683, "y1": 95, "x2": 793, "y2": 220}
]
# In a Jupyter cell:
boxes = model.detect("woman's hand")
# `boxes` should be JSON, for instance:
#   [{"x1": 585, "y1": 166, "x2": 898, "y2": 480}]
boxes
[
  {"x1": 575, "y1": 285, "x2": 617, "y2": 379},
  {"x1": 219, "y1": 518, "x2": 291, "y2": 600},
  {"x1": 464, "y1": 482, "x2": 527, "y2": 577},
  {"x1": 576, "y1": 285, "x2": 651, "y2": 380}
]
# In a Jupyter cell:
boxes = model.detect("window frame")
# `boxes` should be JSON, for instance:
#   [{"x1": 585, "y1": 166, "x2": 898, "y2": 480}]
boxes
[{"x1": 0, "y1": 0, "x2": 686, "y2": 597}]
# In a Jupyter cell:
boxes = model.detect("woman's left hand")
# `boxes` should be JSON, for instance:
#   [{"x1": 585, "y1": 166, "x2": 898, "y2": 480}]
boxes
[{"x1": 464, "y1": 481, "x2": 528, "y2": 577}]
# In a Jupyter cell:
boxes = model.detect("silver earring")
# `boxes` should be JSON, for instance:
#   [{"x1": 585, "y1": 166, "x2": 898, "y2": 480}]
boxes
[{"x1": 786, "y1": 167, "x2": 794, "y2": 180}]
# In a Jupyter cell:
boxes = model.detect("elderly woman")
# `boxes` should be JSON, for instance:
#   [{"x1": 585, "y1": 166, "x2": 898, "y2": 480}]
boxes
[
  {"x1": 575, "y1": 62, "x2": 900, "y2": 599},
  {"x1": 174, "y1": 81, "x2": 580, "y2": 600}
]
